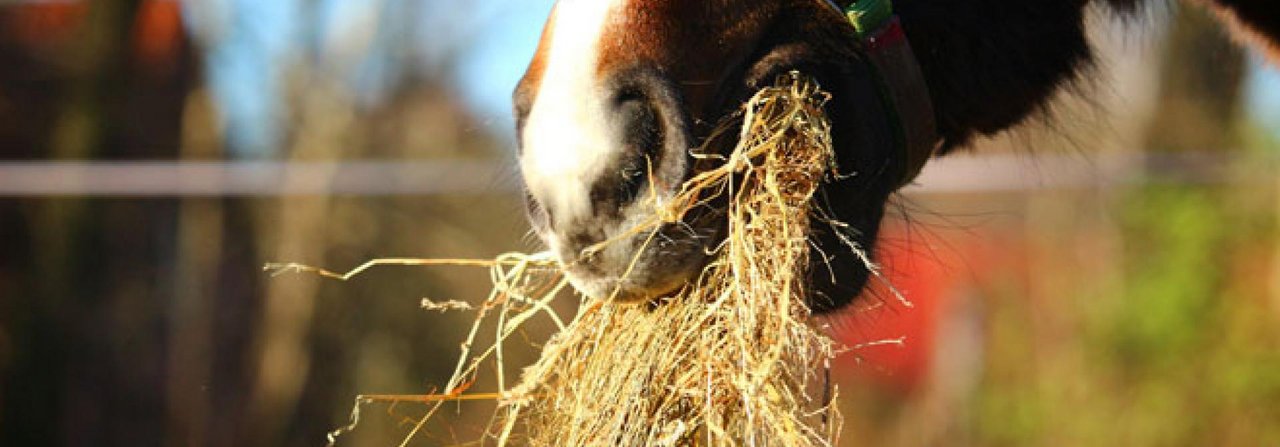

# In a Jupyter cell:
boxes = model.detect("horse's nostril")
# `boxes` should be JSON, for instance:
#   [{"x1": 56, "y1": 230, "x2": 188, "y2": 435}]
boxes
[
  {"x1": 616, "y1": 92, "x2": 663, "y2": 188},
  {"x1": 618, "y1": 99, "x2": 661, "y2": 161},
  {"x1": 520, "y1": 66, "x2": 690, "y2": 251},
  {"x1": 584, "y1": 87, "x2": 669, "y2": 216}
]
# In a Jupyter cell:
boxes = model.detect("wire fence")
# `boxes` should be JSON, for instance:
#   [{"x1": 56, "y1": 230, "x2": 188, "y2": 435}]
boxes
[
  {"x1": 0, "y1": 152, "x2": 1270, "y2": 197},
  {"x1": 0, "y1": 160, "x2": 515, "y2": 197}
]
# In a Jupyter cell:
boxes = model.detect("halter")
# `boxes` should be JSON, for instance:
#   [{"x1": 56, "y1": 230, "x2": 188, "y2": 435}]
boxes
[{"x1": 820, "y1": 0, "x2": 939, "y2": 186}]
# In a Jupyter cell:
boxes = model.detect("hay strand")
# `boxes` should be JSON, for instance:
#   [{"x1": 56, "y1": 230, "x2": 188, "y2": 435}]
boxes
[{"x1": 277, "y1": 72, "x2": 852, "y2": 446}]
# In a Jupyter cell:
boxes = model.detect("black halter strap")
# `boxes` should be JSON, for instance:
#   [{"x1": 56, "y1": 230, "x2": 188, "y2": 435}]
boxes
[{"x1": 820, "y1": 0, "x2": 940, "y2": 186}]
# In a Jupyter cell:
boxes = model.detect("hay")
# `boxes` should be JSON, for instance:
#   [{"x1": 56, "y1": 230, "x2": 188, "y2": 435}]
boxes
[
  {"x1": 272, "y1": 72, "x2": 849, "y2": 446},
  {"x1": 493, "y1": 72, "x2": 842, "y2": 447}
]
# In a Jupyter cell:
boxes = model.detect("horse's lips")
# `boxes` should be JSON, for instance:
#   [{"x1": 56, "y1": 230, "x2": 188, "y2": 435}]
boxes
[
  {"x1": 560, "y1": 260, "x2": 685, "y2": 303},
  {"x1": 556, "y1": 218, "x2": 721, "y2": 303}
]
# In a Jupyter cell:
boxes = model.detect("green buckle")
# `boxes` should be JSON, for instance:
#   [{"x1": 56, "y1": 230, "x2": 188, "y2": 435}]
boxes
[{"x1": 845, "y1": 0, "x2": 893, "y2": 37}]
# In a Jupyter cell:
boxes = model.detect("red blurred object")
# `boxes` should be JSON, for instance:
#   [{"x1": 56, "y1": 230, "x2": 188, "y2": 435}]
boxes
[
  {"x1": 131, "y1": 0, "x2": 183, "y2": 69},
  {"x1": 829, "y1": 232, "x2": 948, "y2": 394},
  {"x1": 1, "y1": 1, "x2": 86, "y2": 50},
  {"x1": 2, "y1": 1, "x2": 182, "y2": 69},
  {"x1": 834, "y1": 221, "x2": 1024, "y2": 391},
  {"x1": 829, "y1": 224, "x2": 1001, "y2": 394}
]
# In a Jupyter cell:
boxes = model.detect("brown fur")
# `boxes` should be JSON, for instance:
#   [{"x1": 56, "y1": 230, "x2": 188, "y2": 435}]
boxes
[
  {"x1": 526, "y1": 0, "x2": 1280, "y2": 153},
  {"x1": 514, "y1": 0, "x2": 1280, "y2": 311}
]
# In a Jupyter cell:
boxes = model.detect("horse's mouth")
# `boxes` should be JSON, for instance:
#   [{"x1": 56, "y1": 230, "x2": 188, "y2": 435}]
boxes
[
  {"x1": 544, "y1": 67, "x2": 818, "y2": 305},
  {"x1": 552, "y1": 207, "x2": 726, "y2": 303},
  {"x1": 520, "y1": 51, "x2": 877, "y2": 308}
]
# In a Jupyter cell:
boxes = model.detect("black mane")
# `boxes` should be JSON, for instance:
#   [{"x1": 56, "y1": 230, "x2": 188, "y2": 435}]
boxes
[{"x1": 873, "y1": 0, "x2": 1278, "y2": 153}]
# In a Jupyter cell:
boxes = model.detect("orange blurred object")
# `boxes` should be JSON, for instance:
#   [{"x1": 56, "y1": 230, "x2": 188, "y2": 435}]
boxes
[
  {"x1": 831, "y1": 224, "x2": 1009, "y2": 395},
  {"x1": 131, "y1": 0, "x2": 183, "y2": 68},
  {"x1": 3, "y1": 1, "x2": 182, "y2": 68},
  {"x1": 832, "y1": 234, "x2": 949, "y2": 394},
  {"x1": 2, "y1": 1, "x2": 86, "y2": 49}
]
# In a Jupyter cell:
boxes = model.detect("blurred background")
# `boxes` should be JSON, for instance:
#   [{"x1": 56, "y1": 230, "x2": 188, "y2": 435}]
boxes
[{"x1": 0, "y1": 0, "x2": 1276, "y2": 446}]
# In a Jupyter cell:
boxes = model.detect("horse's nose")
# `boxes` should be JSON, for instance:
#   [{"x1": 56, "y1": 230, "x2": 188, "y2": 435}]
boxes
[
  {"x1": 520, "y1": 68, "x2": 691, "y2": 256},
  {"x1": 588, "y1": 79, "x2": 679, "y2": 218}
]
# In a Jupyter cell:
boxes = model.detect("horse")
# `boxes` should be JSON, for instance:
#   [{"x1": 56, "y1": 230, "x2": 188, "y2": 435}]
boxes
[{"x1": 512, "y1": 0, "x2": 1280, "y2": 313}]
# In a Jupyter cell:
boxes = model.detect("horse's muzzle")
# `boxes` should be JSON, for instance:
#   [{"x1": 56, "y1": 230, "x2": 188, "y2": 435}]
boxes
[{"x1": 519, "y1": 66, "x2": 710, "y2": 302}]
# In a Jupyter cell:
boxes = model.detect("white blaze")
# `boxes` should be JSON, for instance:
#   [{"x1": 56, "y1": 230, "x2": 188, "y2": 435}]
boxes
[{"x1": 521, "y1": 0, "x2": 625, "y2": 233}]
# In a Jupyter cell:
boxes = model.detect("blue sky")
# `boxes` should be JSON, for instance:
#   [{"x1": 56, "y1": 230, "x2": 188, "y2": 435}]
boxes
[
  {"x1": 181, "y1": 0, "x2": 304, "y2": 156},
  {"x1": 183, "y1": 0, "x2": 1277, "y2": 157},
  {"x1": 181, "y1": 0, "x2": 556, "y2": 156},
  {"x1": 1247, "y1": 55, "x2": 1280, "y2": 134},
  {"x1": 447, "y1": 0, "x2": 557, "y2": 143}
]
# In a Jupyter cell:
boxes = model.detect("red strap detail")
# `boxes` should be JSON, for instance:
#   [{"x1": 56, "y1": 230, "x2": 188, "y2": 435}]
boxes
[{"x1": 865, "y1": 17, "x2": 907, "y2": 52}]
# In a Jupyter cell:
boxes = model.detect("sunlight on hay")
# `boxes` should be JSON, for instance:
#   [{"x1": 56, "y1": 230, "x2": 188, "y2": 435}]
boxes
[{"x1": 268, "y1": 72, "x2": 884, "y2": 446}]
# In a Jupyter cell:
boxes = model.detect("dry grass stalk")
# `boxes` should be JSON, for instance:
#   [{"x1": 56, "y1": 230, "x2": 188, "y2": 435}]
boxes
[
  {"x1": 274, "y1": 72, "x2": 848, "y2": 446},
  {"x1": 492, "y1": 73, "x2": 842, "y2": 447}
]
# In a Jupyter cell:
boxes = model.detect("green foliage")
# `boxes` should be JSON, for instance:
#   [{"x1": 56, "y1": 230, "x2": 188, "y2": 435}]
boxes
[
  {"x1": 964, "y1": 184, "x2": 1280, "y2": 445},
  {"x1": 1104, "y1": 187, "x2": 1225, "y2": 374}
]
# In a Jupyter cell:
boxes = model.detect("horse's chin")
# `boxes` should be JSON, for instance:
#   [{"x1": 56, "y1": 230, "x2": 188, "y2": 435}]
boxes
[
  {"x1": 553, "y1": 220, "x2": 880, "y2": 312},
  {"x1": 561, "y1": 272, "x2": 682, "y2": 304},
  {"x1": 558, "y1": 255, "x2": 701, "y2": 304},
  {"x1": 552, "y1": 220, "x2": 717, "y2": 304}
]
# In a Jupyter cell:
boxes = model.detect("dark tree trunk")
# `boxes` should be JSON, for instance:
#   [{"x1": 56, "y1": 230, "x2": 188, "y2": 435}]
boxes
[{"x1": 0, "y1": 1, "x2": 200, "y2": 446}]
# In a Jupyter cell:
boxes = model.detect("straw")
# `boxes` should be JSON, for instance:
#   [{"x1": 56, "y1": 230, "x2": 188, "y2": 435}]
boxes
[{"x1": 275, "y1": 72, "x2": 851, "y2": 446}]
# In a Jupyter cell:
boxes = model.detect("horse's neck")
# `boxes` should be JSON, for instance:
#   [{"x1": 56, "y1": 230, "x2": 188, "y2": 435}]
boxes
[
  {"x1": 894, "y1": 0, "x2": 1096, "y2": 152},
  {"x1": 894, "y1": 0, "x2": 1278, "y2": 152}
]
